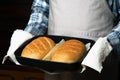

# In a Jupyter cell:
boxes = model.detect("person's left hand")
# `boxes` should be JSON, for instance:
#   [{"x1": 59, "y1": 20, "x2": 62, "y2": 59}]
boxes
[{"x1": 81, "y1": 37, "x2": 113, "y2": 73}]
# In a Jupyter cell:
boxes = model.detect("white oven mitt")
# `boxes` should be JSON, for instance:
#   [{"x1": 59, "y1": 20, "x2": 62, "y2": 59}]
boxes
[
  {"x1": 81, "y1": 37, "x2": 113, "y2": 73},
  {"x1": 2, "y1": 29, "x2": 34, "y2": 65}
]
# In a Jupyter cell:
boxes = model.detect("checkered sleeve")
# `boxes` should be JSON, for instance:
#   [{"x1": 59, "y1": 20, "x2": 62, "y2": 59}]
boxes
[
  {"x1": 24, "y1": 0, "x2": 49, "y2": 36},
  {"x1": 107, "y1": 0, "x2": 120, "y2": 52},
  {"x1": 107, "y1": 22, "x2": 120, "y2": 52}
]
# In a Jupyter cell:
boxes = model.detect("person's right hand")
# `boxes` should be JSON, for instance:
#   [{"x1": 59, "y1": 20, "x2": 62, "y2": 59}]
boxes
[{"x1": 2, "y1": 29, "x2": 34, "y2": 64}]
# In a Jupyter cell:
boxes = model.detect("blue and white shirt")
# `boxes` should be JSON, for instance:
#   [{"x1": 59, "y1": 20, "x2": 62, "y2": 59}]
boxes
[
  {"x1": 24, "y1": 0, "x2": 120, "y2": 52},
  {"x1": 24, "y1": 0, "x2": 49, "y2": 35}
]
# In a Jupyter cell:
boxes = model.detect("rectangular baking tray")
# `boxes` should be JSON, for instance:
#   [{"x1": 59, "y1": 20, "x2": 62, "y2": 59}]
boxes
[{"x1": 14, "y1": 35, "x2": 95, "y2": 73}]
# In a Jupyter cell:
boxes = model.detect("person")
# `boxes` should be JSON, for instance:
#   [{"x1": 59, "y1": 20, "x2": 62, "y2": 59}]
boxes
[
  {"x1": 3, "y1": 0, "x2": 120, "y2": 80},
  {"x1": 24, "y1": 0, "x2": 120, "y2": 80}
]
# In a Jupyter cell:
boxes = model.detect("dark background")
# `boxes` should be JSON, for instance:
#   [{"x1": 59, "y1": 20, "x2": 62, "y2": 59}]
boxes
[{"x1": 0, "y1": 0, "x2": 33, "y2": 61}]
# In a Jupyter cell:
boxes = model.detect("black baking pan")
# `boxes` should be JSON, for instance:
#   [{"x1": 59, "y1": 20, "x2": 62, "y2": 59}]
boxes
[{"x1": 14, "y1": 35, "x2": 95, "y2": 73}]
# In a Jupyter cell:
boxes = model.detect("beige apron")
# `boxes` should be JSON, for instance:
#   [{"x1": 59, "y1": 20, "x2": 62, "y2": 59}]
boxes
[
  {"x1": 48, "y1": 0, "x2": 114, "y2": 41},
  {"x1": 46, "y1": 0, "x2": 114, "y2": 80}
]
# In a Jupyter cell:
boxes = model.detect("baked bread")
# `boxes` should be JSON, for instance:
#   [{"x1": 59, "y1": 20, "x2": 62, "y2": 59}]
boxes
[
  {"x1": 51, "y1": 39, "x2": 86, "y2": 63},
  {"x1": 21, "y1": 37, "x2": 55, "y2": 60}
]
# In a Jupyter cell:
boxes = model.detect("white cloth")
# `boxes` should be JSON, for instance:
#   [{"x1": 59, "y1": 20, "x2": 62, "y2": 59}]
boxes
[
  {"x1": 2, "y1": 29, "x2": 34, "y2": 64},
  {"x1": 48, "y1": 0, "x2": 114, "y2": 40},
  {"x1": 81, "y1": 37, "x2": 113, "y2": 73}
]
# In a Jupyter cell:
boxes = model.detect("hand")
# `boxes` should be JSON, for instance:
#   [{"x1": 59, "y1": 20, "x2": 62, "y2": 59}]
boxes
[
  {"x1": 81, "y1": 37, "x2": 112, "y2": 73},
  {"x1": 2, "y1": 29, "x2": 34, "y2": 64}
]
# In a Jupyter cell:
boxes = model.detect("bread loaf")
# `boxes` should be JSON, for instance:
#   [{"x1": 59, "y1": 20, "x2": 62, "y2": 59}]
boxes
[
  {"x1": 21, "y1": 37, "x2": 55, "y2": 60},
  {"x1": 51, "y1": 39, "x2": 86, "y2": 63}
]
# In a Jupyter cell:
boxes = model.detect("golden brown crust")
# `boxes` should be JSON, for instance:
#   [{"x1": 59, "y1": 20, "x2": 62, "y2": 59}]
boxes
[
  {"x1": 21, "y1": 37, "x2": 55, "y2": 60},
  {"x1": 51, "y1": 39, "x2": 86, "y2": 63},
  {"x1": 21, "y1": 37, "x2": 86, "y2": 63}
]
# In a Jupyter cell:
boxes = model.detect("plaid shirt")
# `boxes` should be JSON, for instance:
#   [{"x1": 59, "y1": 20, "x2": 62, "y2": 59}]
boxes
[
  {"x1": 24, "y1": 0, "x2": 49, "y2": 35},
  {"x1": 24, "y1": 0, "x2": 120, "y2": 52}
]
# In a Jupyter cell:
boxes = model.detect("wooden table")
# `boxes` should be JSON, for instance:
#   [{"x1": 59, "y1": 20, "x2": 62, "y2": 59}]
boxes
[{"x1": 0, "y1": 62, "x2": 44, "y2": 80}]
